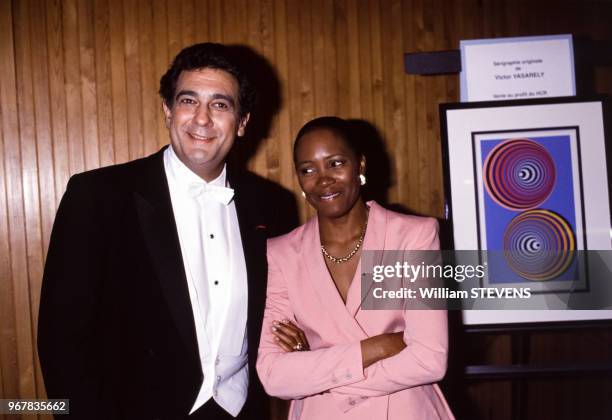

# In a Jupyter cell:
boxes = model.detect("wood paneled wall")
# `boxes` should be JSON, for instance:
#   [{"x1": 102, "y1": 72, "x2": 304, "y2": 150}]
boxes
[{"x1": 1, "y1": 0, "x2": 612, "y2": 418}]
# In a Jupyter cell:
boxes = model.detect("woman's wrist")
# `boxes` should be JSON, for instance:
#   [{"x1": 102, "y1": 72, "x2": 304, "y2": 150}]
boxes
[
  {"x1": 360, "y1": 332, "x2": 406, "y2": 369},
  {"x1": 360, "y1": 336, "x2": 387, "y2": 368},
  {"x1": 360, "y1": 337, "x2": 376, "y2": 369}
]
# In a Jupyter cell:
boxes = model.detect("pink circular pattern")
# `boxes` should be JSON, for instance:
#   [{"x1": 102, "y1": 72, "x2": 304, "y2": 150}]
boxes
[{"x1": 484, "y1": 139, "x2": 556, "y2": 211}]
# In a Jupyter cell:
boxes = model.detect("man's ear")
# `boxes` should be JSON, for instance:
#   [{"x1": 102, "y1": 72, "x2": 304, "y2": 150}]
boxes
[
  {"x1": 237, "y1": 113, "x2": 250, "y2": 137},
  {"x1": 162, "y1": 101, "x2": 172, "y2": 128}
]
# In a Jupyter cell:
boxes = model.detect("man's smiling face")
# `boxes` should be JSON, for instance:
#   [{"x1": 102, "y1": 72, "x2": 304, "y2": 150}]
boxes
[{"x1": 163, "y1": 68, "x2": 249, "y2": 181}]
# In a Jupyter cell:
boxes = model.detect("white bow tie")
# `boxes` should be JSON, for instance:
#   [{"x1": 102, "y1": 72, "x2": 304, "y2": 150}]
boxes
[{"x1": 187, "y1": 182, "x2": 235, "y2": 205}]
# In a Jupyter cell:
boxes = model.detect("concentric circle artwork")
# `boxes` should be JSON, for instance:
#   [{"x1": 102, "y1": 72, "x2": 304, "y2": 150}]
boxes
[
  {"x1": 483, "y1": 139, "x2": 556, "y2": 210},
  {"x1": 503, "y1": 209, "x2": 575, "y2": 281}
]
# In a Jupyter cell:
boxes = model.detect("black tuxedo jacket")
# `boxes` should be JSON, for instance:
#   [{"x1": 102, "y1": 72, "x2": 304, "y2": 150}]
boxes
[{"x1": 38, "y1": 148, "x2": 298, "y2": 419}]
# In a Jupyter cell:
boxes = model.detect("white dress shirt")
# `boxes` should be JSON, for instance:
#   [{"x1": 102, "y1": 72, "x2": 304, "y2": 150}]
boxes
[{"x1": 163, "y1": 146, "x2": 249, "y2": 417}]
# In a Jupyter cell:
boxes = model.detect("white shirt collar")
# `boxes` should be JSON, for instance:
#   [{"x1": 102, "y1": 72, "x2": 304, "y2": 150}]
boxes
[{"x1": 166, "y1": 145, "x2": 228, "y2": 190}]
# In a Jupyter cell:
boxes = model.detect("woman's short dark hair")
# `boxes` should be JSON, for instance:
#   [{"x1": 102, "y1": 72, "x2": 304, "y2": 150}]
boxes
[
  {"x1": 159, "y1": 43, "x2": 255, "y2": 118},
  {"x1": 293, "y1": 116, "x2": 362, "y2": 162}
]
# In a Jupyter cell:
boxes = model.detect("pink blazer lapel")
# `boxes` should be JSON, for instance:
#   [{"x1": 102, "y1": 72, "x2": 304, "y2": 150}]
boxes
[
  {"x1": 301, "y1": 202, "x2": 389, "y2": 328},
  {"x1": 302, "y1": 217, "x2": 369, "y2": 340},
  {"x1": 346, "y1": 201, "x2": 388, "y2": 317}
]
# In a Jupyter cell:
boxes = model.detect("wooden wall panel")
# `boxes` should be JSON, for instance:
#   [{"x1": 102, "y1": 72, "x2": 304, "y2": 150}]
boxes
[
  {"x1": 1, "y1": 1, "x2": 612, "y2": 419},
  {"x1": 13, "y1": 0, "x2": 44, "y2": 404},
  {"x1": 0, "y1": 0, "x2": 20, "y2": 403},
  {"x1": 30, "y1": 0, "x2": 56, "y2": 261}
]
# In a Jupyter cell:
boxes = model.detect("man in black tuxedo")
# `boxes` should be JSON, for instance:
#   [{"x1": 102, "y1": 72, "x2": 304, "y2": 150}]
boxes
[{"x1": 38, "y1": 43, "x2": 297, "y2": 419}]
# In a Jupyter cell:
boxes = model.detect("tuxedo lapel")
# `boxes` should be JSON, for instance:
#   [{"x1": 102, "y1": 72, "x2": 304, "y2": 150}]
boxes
[
  {"x1": 226, "y1": 168, "x2": 268, "y2": 358},
  {"x1": 228, "y1": 169, "x2": 265, "y2": 277},
  {"x1": 133, "y1": 149, "x2": 199, "y2": 355}
]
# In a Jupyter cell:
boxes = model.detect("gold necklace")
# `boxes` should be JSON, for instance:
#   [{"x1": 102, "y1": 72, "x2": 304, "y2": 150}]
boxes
[{"x1": 321, "y1": 221, "x2": 368, "y2": 264}]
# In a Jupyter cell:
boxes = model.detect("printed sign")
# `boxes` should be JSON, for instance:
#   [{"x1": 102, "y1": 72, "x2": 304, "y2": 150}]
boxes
[{"x1": 460, "y1": 35, "x2": 575, "y2": 102}]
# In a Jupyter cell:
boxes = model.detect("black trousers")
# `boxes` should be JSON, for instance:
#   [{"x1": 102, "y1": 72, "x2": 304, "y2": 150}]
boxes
[
  {"x1": 189, "y1": 399, "x2": 235, "y2": 420},
  {"x1": 188, "y1": 386, "x2": 270, "y2": 420}
]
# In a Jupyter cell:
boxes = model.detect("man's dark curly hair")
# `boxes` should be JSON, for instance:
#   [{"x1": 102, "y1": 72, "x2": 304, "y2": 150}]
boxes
[{"x1": 159, "y1": 43, "x2": 255, "y2": 118}]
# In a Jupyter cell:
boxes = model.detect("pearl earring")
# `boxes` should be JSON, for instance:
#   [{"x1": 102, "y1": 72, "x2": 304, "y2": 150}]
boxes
[{"x1": 359, "y1": 174, "x2": 366, "y2": 186}]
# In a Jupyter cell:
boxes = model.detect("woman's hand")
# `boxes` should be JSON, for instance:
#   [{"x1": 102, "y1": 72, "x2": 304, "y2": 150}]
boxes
[
  {"x1": 360, "y1": 331, "x2": 406, "y2": 369},
  {"x1": 271, "y1": 319, "x2": 310, "y2": 352}
]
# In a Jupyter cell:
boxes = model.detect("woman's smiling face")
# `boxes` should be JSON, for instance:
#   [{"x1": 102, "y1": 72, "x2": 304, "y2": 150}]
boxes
[{"x1": 294, "y1": 128, "x2": 365, "y2": 219}]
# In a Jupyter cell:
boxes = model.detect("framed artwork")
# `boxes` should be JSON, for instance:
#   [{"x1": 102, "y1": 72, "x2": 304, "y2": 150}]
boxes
[{"x1": 440, "y1": 97, "x2": 612, "y2": 325}]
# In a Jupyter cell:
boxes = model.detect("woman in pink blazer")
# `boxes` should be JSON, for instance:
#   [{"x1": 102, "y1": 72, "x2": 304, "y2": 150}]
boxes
[{"x1": 256, "y1": 117, "x2": 454, "y2": 419}]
